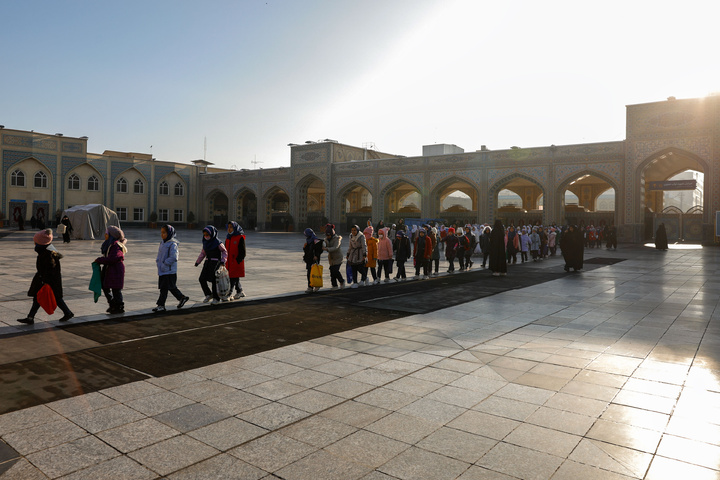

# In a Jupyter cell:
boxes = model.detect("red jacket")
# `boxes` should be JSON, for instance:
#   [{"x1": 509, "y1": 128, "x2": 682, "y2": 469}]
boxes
[
  {"x1": 413, "y1": 235, "x2": 432, "y2": 260},
  {"x1": 225, "y1": 235, "x2": 246, "y2": 278}
]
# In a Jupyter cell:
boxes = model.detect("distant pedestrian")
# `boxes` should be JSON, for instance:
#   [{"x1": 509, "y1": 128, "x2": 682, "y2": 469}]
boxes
[
  {"x1": 153, "y1": 225, "x2": 189, "y2": 312},
  {"x1": 30, "y1": 215, "x2": 37, "y2": 229},
  {"x1": 346, "y1": 225, "x2": 367, "y2": 288},
  {"x1": 17, "y1": 229, "x2": 75, "y2": 324},
  {"x1": 655, "y1": 223, "x2": 669, "y2": 251},
  {"x1": 377, "y1": 227, "x2": 393, "y2": 282},
  {"x1": 393, "y1": 230, "x2": 410, "y2": 281},
  {"x1": 95, "y1": 226, "x2": 127, "y2": 313},
  {"x1": 17, "y1": 215, "x2": 24, "y2": 231},
  {"x1": 61, "y1": 215, "x2": 73, "y2": 243},
  {"x1": 489, "y1": 219, "x2": 507, "y2": 276},
  {"x1": 561, "y1": 225, "x2": 584, "y2": 272},
  {"x1": 323, "y1": 223, "x2": 345, "y2": 290},
  {"x1": 303, "y1": 227, "x2": 324, "y2": 293},
  {"x1": 225, "y1": 221, "x2": 246, "y2": 300}
]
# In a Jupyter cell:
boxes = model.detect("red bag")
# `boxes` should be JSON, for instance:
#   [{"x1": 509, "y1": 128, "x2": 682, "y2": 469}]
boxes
[{"x1": 38, "y1": 284, "x2": 57, "y2": 315}]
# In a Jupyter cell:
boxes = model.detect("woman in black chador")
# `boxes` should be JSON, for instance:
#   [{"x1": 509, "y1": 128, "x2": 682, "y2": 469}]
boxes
[
  {"x1": 61, "y1": 215, "x2": 73, "y2": 243},
  {"x1": 488, "y1": 219, "x2": 507, "y2": 276},
  {"x1": 561, "y1": 225, "x2": 584, "y2": 272},
  {"x1": 655, "y1": 223, "x2": 669, "y2": 251}
]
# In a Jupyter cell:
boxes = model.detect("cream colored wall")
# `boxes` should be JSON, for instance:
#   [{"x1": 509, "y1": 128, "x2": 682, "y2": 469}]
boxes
[
  {"x1": 113, "y1": 167, "x2": 149, "y2": 220},
  {"x1": 6, "y1": 159, "x2": 53, "y2": 216},
  {"x1": 64, "y1": 164, "x2": 104, "y2": 208},
  {"x1": 156, "y1": 172, "x2": 187, "y2": 221}
]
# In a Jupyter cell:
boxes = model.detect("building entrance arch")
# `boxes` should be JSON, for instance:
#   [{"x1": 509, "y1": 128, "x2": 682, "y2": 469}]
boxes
[
  {"x1": 383, "y1": 180, "x2": 421, "y2": 226},
  {"x1": 491, "y1": 174, "x2": 544, "y2": 226},
  {"x1": 432, "y1": 177, "x2": 477, "y2": 225},
  {"x1": 207, "y1": 190, "x2": 229, "y2": 227},
  {"x1": 235, "y1": 189, "x2": 258, "y2": 230},
  {"x1": 639, "y1": 148, "x2": 707, "y2": 242},
  {"x1": 340, "y1": 182, "x2": 372, "y2": 232},
  {"x1": 297, "y1": 175, "x2": 326, "y2": 229},
  {"x1": 558, "y1": 172, "x2": 617, "y2": 229},
  {"x1": 264, "y1": 187, "x2": 290, "y2": 231}
]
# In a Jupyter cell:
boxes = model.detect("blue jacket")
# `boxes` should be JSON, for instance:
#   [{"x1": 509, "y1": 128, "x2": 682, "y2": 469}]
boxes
[{"x1": 156, "y1": 238, "x2": 180, "y2": 276}]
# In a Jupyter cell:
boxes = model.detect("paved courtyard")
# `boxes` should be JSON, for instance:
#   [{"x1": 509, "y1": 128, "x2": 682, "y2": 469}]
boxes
[{"x1": 1, "y1": 227, "x2": 720, "y2": 479}]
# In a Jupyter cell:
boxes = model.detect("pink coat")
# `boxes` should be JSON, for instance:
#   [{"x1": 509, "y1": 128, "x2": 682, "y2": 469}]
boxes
[{"x1": 377, "y1": 228, "x2": 393, "y2": 260}]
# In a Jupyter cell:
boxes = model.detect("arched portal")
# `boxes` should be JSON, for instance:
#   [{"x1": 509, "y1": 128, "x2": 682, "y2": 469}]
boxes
[
  {"x1": 560, "y1": 173, "x2": 617, "y2": 228},
  {"x1": 492, "y1": 176, "x2": 544, "y2": 226},
  {"x1": 384, "y1": 181, "x2": 421, "y2": 226},
  {"x1": 235, "y1": 190, "x2": 258, "y2": 230},
  {"x1": 265, "y1": 187, "x2": 291, "y2": 231},
  {"x1": 433, "y1": 178, "x2": 477, "y2": 225},
  {"x1": 639, "y1": 148, "x2": 707, "y2": 242},
  {"x1": 208, "y1": 191, "x2": 229, "y2": 227},
  {"x1": 340, "y1": 183, "x2": 372, "y2": 232},
  {"x1": 297, "y1": 176, "x2": 326, "y2": 229}
]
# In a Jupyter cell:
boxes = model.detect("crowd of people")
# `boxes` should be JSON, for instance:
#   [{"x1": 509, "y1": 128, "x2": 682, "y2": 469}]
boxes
[
  {"x1": 301, "y1": 218, "x2": 615, "y2": 292},
  {"x1": 14, "y1": 217, "x2": 623, "y2": 324}
]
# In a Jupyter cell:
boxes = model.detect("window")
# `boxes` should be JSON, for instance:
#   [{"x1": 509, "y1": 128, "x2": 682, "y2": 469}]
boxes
[
  {"x1": 174, "y1": 182, "x2": 184, "y2": 196},
  {"x1": 68, "y1": 173, "x2": 80, "y2": 190},
  {"x1": 116, "y1": 177, "x2": 128, "y2": 193},
  {"x1": 11, "y1": 170, "x2": 25, "y2": 187},
  {"x1": 87, "y1": 175, "x2": 99, "y2": 191},
  {"x1": 34, "y1": 171, "x2": 48, "y2": 188},
  {"x1": 159, "y1": 209, "x2": 169, "y2": 222},
  {"x1": 134, "y1": 179, "x2": 144, "y2": 194},
  {"x1": 116, "y1": 207, "x2": 127, "y2": 221},
  {"x1": 159, "y1": 181, "x2": 169, "y2": 195},
  {"x1": 133, "y1": 208, "x2": 144, "y2": 221},
  {"x1": 174, "y1": 209, "x2": 184, "y2": 222}
]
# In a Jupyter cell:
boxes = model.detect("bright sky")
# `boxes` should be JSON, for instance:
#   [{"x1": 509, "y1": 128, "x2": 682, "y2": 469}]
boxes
[{"x1": 3, "y1": 0, "x2": 717, "y2": 170}]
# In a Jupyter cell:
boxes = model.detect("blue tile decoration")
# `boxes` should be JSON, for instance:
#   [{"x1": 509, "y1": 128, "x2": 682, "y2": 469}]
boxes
[{"x1": 62, "y1": 142, "x2": 83, "y2": 153}]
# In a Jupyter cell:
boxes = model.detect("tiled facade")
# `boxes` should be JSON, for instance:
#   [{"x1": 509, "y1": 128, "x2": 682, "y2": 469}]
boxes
[{"x1": 3, "y1": 95, "x2": 719, "y2": 242}]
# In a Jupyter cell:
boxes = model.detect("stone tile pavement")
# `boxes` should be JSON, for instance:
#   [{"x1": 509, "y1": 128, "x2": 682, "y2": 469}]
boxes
[{"x1": 1, "y1": 227, "x2": 720, "y2": 479}]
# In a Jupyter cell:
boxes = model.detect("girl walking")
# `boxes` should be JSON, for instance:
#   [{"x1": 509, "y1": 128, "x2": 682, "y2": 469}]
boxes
[
  {"x1": 17, "y1": 229, "x2": 75, "y2": 324},
  {"x1": 346, "y1": 225, "x2": 367, "y2": 288},
  {"x1": 195, "y1": 226, "x2": 227, "y2": 304},
  {"x1": 377, "y1": 227, "x2": 393, "y2": 282},
  {"x1": 323, "y1": 224, "x2": 345, "y2": 289},
  {"x1": 153, "y1": 224, "x2": 189, "y2": 312},
  {"x1": 303, "y1": 228, "x2": 324, "y2": 293},
  {"x1": 393, "y1": 230, "x2": 410, "y2": 281},
  {"x1": 225, "y1": 221, "x2": 246, "y2": 300},
  {"x1": 95, "y1": 226, "x2": 127, "y2": 313}
]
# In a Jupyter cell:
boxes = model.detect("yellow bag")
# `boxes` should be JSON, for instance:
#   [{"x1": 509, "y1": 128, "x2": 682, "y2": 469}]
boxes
[{"x1": 310, "y1": 263, "x2": 323, "y2": 288}]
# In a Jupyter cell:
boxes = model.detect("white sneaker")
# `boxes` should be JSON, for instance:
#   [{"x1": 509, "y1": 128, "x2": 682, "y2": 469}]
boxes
[
  {"x1": 351, "y1": 283, "x2": 359, "y2": 289},
  {"x1": 305, "y1": 287, "x2": 313, "y2": 293},
  {"x1": 202, "y1": 295, "x2": 212, "y2": 303},
  {"x1": 383, "y1": 278, "x2": 390, "y2": 283},
  {"x1": 374, "y1": 279, "x2": 380, "y2": 285},
  {"x1": 365, "y1": 279, "x2": 371, "y2": 286},
  {"x1": 313, "y1": 287, "x2": 320, "y2": 292},
  {"x1": 210, "y1": 298, "x2": 220, "y2": 305},
  {"x1": 236, "y1": 291, "x2": 246, "y2": 298},
  {"x1": 222, "y1": 295, "x2": 232, "y2": 302},
  {"x1": 422, "y1": 275, "x2": 429, "y2": 280}
]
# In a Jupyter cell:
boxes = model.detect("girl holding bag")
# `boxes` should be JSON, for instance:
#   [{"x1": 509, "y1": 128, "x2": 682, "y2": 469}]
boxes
[
  {"x1": 17, "y1": 229, "x2": 74, "y2": 324},
  {"x1": 303, "y1": 228, "x2": 324, "y2": 293},
  {"x1": 195, "y1": 226, "x2": 228, "y2": 305}
]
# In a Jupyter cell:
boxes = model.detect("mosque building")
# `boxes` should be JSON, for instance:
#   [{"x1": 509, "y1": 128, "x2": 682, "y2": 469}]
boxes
[{"x1": 2, "y1": 95, "x2": 718, "y2": 243}]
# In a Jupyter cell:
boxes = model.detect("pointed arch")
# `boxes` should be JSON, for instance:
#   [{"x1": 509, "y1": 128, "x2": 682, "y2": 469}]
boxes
[
  {"x1": 296, "y1": 174, "x2": 326, "y2": 227},
  {"x1": 431, "y1": 176, "x2": 479, "y2": 219},
  {"x1": 489, "y1": 173, "x2": 545, "y2": 224},
  {"x1": 637, "y1": 146, "x2": 710, "y2": 225},
  {"x1": 234, "y1": 187, "x2": 258, "y2": 230},
  {"x1": 338, "y1": 181, "x2": 373, "y2": 232},
  {"x1": 263, "y1": 185, "x2": 291, "y2": 231}
]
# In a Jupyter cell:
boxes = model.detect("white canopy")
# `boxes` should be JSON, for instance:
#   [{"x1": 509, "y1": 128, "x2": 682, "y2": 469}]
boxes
[{"x1": 62, "y1": 204, "x2": 120, "y2": 240}]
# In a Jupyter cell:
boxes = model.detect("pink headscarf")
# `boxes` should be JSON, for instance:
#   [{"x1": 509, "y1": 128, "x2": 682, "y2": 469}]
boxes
[{"x1": 363, "y1": 226, "x2": 374, "y2": 240}]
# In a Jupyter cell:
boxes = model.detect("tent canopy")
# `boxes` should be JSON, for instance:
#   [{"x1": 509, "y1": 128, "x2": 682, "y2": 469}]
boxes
[{"x1": 62, "y1": 204, "x2": 120, "y2": 240}]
